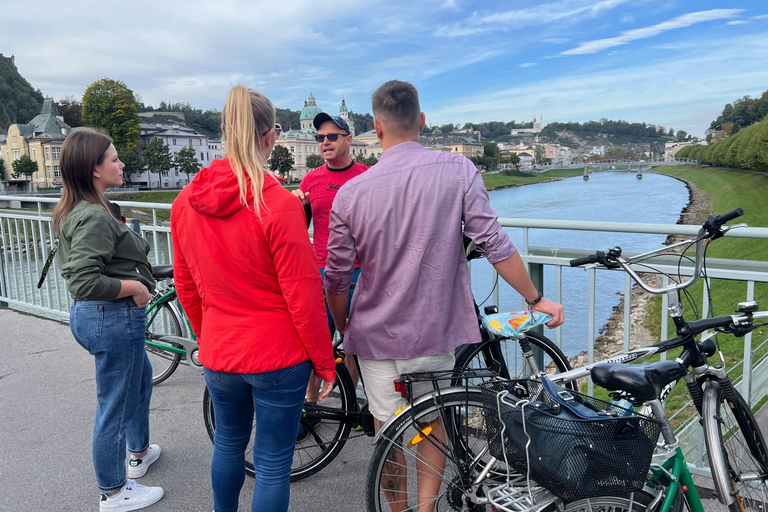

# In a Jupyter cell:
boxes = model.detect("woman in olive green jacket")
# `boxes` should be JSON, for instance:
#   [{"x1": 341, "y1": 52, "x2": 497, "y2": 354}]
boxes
[{"x1": 52, "y1": 128, "x2": 164, "y2": 512}]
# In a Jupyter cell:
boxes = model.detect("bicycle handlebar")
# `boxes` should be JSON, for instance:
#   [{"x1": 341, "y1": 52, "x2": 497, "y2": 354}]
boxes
[{"x1": 569, "y1": 209, "x2": 746, "y2": 296}]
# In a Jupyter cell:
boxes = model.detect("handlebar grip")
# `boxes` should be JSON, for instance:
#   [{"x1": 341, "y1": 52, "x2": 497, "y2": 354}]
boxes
[
  {"x1": 570, "y1": 254, "x2": 599, "y2": 267},
  {"x1": 714, "y1": 208, "x2": 744, "y2": 225}
]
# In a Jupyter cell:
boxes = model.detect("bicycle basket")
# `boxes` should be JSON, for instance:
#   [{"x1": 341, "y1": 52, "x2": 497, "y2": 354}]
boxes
[{"x1": 479, "y1": 379, "x2": 661, "y2": 501}]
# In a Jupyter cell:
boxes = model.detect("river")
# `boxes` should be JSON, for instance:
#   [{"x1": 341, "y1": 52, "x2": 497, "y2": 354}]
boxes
[{"x1": 471, "y1": 170, "x2": 689, "y2": 358}]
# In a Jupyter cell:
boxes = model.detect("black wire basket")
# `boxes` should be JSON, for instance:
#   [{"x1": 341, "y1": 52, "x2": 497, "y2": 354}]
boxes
[{"x1": 479, "y1": 379, "x2": 661, "y2": 501}]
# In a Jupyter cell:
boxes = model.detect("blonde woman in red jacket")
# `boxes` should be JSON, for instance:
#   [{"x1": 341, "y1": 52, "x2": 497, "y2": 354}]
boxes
[{"x1": 171, "y1": 86, "x2": 335, "y2": 512}]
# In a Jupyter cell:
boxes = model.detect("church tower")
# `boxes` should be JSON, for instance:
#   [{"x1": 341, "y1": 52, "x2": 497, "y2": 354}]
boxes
[{"x1": 338, "y1": 96, "x2": 355, "y2": 137}]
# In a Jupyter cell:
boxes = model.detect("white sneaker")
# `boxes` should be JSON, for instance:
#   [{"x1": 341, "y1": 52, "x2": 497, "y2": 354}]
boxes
[
  {"x1": 100, "y1": 479, "x2": 164, "y2": 511},
  {"x1": 128, "y1": 444, "x2": 161, "y2": 478}
]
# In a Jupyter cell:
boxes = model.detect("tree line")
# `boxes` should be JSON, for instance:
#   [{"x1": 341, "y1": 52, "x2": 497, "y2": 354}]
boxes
[
  {"x1": 676, "y1": 115, "x2": 768, "y2": 172},
  {"x1": 709, "y1": 89, "x2": 768, "y2": 132},
  {"x1": 0, "y1": 53, "x2": 44, "y2": 132}
]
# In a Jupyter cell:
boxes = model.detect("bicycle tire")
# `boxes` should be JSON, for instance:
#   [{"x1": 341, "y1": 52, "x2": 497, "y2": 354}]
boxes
[
  {"x1": 557, "y1": 491, "x2": 655, "y2": 511},
  {"x1": 366, "y1": 388, "x2": 505, "y2": 512},
  {"x1": 202, "y1": 361, "x2": 356, "y2": 481},
  {"x1": 292, "y1": 361, "x2": 356, "y2": 481},
  {"x1": 702, "y1": 379, "x2": 768, "y2": 511},
  {"x1": 454, "y1": 331, "x2": 575, "y2": 391},
  {"x1": 145, "y1": 298, "x2": 183, "y2": 385}
]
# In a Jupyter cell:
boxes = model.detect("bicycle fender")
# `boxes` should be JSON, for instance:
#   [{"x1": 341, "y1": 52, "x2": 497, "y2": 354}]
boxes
[{"x1": 371, "y1": 385, "x2": 474, "y2": 444}]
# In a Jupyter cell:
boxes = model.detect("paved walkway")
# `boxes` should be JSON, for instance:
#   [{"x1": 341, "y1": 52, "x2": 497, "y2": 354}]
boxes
[{"x1": 0, "y1": 307, "x2": 730, "y2": 511}]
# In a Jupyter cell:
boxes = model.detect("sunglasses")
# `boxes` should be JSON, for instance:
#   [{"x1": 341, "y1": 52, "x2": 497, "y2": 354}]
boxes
[
  {"x1": 262, "y1": 124, "x2": 283, "y2": 137},
  {"x1": 315, "y1": 133, "x2": 347, "y2": 143}
]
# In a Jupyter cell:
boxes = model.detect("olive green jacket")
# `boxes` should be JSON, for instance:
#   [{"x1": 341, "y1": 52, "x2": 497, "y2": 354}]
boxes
[{"x1": 57, "y1": 200, "x2": 154, "y2": 301}]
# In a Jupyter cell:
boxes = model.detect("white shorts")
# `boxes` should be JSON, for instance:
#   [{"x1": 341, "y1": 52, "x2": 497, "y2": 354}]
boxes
[{"x1": 357, "y1": 350, "x2": 456, "y2": 423}]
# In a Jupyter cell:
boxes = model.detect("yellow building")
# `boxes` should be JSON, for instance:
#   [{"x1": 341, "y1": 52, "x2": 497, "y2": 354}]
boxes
[
  {"x1": 0, "y1": 98, "x2": 75, "y2": 192},
  {"x1": 419, "y1": 136, "x2": 484, "y2": 158}
]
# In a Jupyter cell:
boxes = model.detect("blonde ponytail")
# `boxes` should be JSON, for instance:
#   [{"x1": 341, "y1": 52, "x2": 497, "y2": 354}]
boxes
[{"x1": 221, "y1": 86, "x2": 277, "y2": 217}]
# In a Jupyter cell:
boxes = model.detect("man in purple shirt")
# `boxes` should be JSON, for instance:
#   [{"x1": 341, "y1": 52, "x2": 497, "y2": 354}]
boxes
[{"x1": 324, "y1": 81, "x2": 564, "y2": 510}]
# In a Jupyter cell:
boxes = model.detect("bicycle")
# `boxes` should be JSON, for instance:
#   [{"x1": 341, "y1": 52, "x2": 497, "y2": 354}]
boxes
[
  {"x1": 364, "y1": 208, "x2": 768, "y2": 511},
  {"x1": 202, "y1": 259, "x2": 572, "y2": 481},
  {"x1": 144, "y1": 264, "x2": 202, "y2": 384}
]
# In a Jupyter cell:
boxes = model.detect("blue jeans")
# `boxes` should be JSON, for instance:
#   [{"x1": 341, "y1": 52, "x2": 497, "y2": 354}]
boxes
[
  {"x1": 70, "y1": 299, "x2": 152, "y2": 494},
  {"x1": 204, "y1": 360, "x2": 312, "y2": 512},
  {"x1": 320, "y1": 267, "x2": 360, "y2": 334}
]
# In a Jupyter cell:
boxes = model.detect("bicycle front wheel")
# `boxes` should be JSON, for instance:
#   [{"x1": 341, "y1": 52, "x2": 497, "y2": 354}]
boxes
[
  {"x1": 145, "y1": 299, "x2": 184, "y2": 385},
  {"x1": 366, "y1": 388, "x2": 504, "y2": 512},
  {"x1": 454, "y1": 331, "x2": 574, "y2": 390},
  {"x1": 702, "y1": 379, "x2": 768, "y2": 511}
]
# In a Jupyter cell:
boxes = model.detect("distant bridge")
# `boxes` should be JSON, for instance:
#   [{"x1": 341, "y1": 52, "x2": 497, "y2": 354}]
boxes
[{"x1": 519, "y1": 158, "x2": 698, "y2": 175}]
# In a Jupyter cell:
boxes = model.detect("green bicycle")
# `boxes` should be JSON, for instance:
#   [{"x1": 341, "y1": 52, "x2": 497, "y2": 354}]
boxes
[{"x1": 144, "y1": 265, "x2": 202, "y2": 384}]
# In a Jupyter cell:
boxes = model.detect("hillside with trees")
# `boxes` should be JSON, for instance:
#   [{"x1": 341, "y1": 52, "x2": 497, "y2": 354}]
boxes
[
  {"x1": 0, "y1": 53, "x2": 44, "y2": 133},
  {"x1": 709, "y1": 90, "x2": 768, "y2": 132}
]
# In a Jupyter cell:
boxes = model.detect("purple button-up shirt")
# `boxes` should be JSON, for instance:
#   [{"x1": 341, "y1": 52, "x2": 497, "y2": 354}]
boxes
[{"x1": 324, "y1": 141, "x2": 516, "y2": 360}]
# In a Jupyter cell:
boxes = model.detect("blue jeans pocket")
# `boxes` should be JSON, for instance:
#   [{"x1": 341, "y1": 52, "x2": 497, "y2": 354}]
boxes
[{"x1": 72, "y1": 304, "x2": 104, "y2": 345}]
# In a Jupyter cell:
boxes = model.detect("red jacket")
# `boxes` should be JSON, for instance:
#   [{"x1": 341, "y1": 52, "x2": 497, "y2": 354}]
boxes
[{"x1": 171, "y1": 159, "x2": 335, "y2": 381}]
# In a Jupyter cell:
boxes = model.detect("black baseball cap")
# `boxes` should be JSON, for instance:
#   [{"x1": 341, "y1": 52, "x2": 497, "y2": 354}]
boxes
[{"x1": 313, "y1": 113, "x2": 350, "y2": 134}]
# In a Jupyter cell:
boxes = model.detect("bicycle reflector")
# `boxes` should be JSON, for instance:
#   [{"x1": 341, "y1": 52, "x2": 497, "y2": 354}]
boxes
[{"x1": 394, "y1": 379, "x2": 409, "y2": 398}]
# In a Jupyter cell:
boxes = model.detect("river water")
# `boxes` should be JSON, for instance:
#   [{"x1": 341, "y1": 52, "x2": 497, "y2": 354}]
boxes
[{"x1": 471, "y1": 170, "x2": 689, "y2": 358}]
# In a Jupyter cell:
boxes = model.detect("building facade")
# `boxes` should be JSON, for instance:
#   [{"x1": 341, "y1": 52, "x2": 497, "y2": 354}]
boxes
[
  {"x1": 0, "y1": 98, "x2": 75, "y2": 192},
  {"x1": 135, "y1": 122, "x2": 210, "y2": 188}
]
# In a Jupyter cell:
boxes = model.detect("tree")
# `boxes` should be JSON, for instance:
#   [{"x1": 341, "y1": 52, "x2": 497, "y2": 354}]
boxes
[
  {"x1": 143, "y1": 138, "x2": 173, "y2": 188},
  {"x1": 676, "y1": 130, "x2": 688, "y2": 140},
  {"x1": 56, "y1": 96, "x2": 83, "y2": 127},
  {"x1": 12, "y1": 155, "x2": 39, "y2": 187},
  {"x1": 269, "y1": 145, "x2": 294, "y2": 177},
  {"x1": 305, "y1": 154, "x2": 325, "y2": 170},
  {"x1": 116, "y1": 145, "x2": 143, "y2": 185},
  {"x1": 82, "y1": 78, "x2": 141, "y2": 152},
  {"x1": 356, "y1": 154, "x2": 378, "y2": 166},
  {"x1": 173, "y1": 146, "x2": 201, "y2": 181},
  {"x1": 0, "y1": 155, "x2": 5, "y2": 177},
  {"x1": 534, "y1": 145, "x2": 546, "y2": 165},
  {"x1": 668, "y1": 128, "x2": 675, "y2": 137}
]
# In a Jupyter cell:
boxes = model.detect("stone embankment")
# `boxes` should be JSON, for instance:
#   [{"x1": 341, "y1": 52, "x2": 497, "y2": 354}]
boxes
[{"x1": 569, "y1": 175, "x2": 712, "y2": 368}]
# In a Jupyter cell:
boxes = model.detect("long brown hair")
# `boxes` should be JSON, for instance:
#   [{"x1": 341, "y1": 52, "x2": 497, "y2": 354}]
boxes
[
  {"x1": 51, "y1": 128, "x2": 116, "y2": 234},
  {"x1": 221, "y1": 86, "x2": 277, "y2": 217}
]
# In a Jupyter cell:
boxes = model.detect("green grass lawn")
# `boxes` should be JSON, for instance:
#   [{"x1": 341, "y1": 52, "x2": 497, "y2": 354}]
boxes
[{"x1": 481, "y1": 168, "x2": 583, "y2": 189}]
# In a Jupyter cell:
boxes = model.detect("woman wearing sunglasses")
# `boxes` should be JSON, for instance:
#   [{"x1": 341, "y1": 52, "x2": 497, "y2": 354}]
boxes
[{"x1": 170, "y1": 86, "x2": 335, "y2": 512}]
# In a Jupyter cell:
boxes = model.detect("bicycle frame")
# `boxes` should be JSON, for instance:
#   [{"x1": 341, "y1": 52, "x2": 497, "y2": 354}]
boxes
[{"x1": 145, "y1": 285, "x2": 202, "y2": 369}]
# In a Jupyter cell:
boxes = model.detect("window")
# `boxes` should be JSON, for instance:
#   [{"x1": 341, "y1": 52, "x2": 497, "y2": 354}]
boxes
[
  {"x1": 46, "y1": 166, "x2": 52, "y2": 177},
  {"x1": 173, "y1": 139, "x2": 177, "y2": 145},
  {"x1": 12, "y1": 149, "x2": 20, "y2": 160},
  {"x1": 200, "y1": 152, "x2": 204, "y2": 161},
  {"x1": 206, "y1": 152, "x2": 209, "y2": 160},
  {"x1": 52, "y1": 147, "x2": 60, "y2": 159},
  {"x1": 290, "y1": 146, "x2": 295, "y2": 153},
  {"x1": 54, "y1": 165, "x2": 61, "y2": 177},
  {"x1": 32, "y1": 149, "x2": 37, "y2": 161},
  {"x1": 12, "y1": 136, "x2": 17, "y2": 142},
  {"x1": 201, "y1": 140, "x2": 205, "y2": 146},
  {"x1": 189, "y1": 139, "x2": 193, "y2": 146},
  {"x1": 45, "y1": 148, "x2": 51, "y2": 160}
]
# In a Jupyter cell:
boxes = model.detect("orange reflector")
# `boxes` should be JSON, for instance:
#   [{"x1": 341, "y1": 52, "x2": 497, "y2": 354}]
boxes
[{"x1": 407, "y1": 425, "x2": 433, "y2": 448}]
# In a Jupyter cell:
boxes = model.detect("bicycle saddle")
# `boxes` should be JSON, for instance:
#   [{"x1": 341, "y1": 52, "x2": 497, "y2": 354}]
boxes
[
  {"x1": 151, "y1": 265, "x2": 174, "y2": 279},
  {"x1": 590, "y1": 360, "x2": 687, "y2": 402}
]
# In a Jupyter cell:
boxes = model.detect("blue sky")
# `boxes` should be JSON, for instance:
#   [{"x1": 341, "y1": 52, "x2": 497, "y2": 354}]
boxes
[{"x1": 2, "y1": 0, "x2": 767, "y2": 137}]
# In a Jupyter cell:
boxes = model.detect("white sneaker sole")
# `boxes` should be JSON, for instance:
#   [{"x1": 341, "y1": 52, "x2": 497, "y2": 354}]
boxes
[{"x1": 100, "y1": 487, "x2": 164, "y2": 512}]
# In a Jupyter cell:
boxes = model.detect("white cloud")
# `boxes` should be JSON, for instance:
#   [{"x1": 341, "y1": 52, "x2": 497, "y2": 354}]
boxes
[
  {"x1": 519, "y1": 62, "x2": 538, "y2": 68},
  {"x1": 561, "y1": 9, "x2": 743, "y2": 55},
  {"x1": 425, "y1": 32, "x2": 768, "y2": 137}
]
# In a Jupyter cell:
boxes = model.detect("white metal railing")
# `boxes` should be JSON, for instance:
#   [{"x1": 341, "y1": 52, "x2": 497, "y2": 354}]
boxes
[{"x1": 3, "y1": 195, "x2": 768, "y2": 474}]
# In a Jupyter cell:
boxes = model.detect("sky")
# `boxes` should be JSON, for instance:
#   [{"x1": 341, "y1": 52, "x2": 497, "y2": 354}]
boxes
[{"x1": 2, "y1": 0, "x2": 767, "y2": 137}]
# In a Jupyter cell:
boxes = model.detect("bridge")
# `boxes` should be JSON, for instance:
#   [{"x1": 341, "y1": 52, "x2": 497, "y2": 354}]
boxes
[
  {"x1": 518, "y1": 158, "x2": 698, "y2": 174},
  {"x1": 2, "y1": 194, "x2": 767, "y2": 500}
]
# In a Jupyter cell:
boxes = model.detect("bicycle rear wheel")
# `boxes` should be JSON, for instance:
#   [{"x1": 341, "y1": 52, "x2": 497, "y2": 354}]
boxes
[
  {"x1": 702, "y1": 379, "x2": 768, "y2": 511},
  {"x1": 145, "y1": 299, "x2": 184, "y2": 385},
  {"x1": 454, "y1": 331, "x2": 574, "y2": 390},
  {"x1": 366, "y1": 388, "x2": 504, "y2": 512},
  {"x1": 202, "y1": 361, "x2": 356, "y2": 481},
  {"x1": 558, "y1": 491, "x2": 655, "y2": 511}
]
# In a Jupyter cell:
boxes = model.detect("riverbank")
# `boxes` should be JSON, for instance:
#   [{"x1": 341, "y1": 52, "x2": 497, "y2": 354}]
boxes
[{"x1": 569, "y1": 173, "x2": 712, "y2": 368}]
